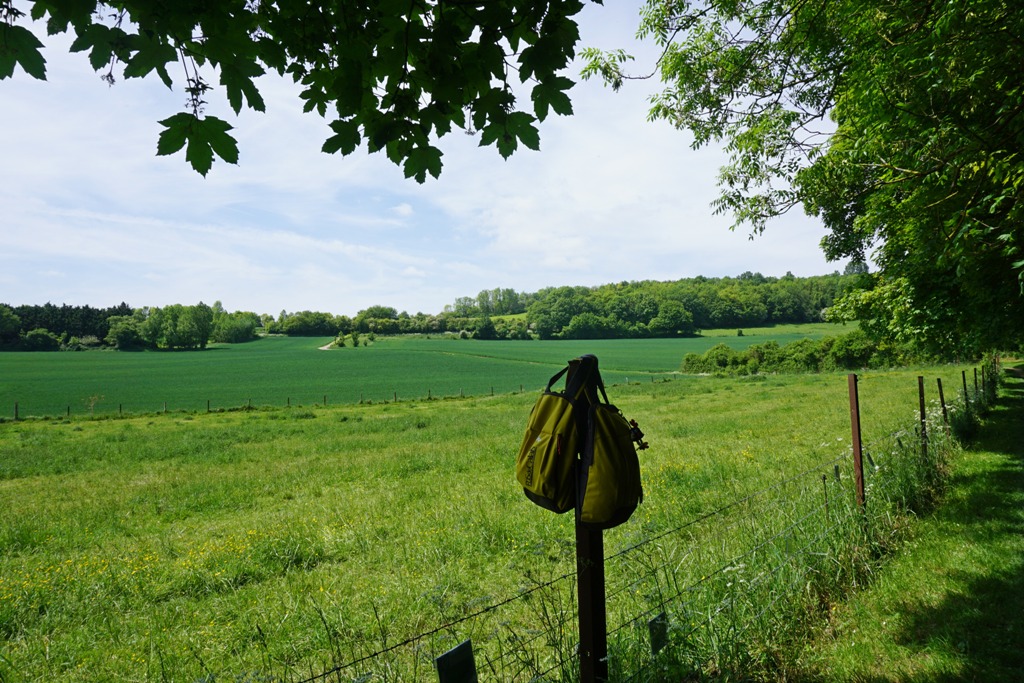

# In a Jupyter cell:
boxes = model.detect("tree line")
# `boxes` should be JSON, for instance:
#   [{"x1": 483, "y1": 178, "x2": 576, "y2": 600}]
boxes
[
  {"x1": 236, "y1": 271, "x2": 862, "y2": 343},
  {"x1": 0, "y1": 271, "x2": 862, "y2": 351},
  {"x1": 0, "y1": 301, "x2": 262, "y2": 351}
]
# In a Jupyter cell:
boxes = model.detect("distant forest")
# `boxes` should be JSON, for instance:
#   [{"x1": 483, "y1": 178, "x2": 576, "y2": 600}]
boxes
[{"x1": 0, "y1": 270, "x2": 864, "y2": 350}]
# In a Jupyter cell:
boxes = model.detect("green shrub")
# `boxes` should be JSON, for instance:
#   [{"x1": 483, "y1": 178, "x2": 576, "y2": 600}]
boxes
[{"x1": 680, "y1": 330, "x2": 897, "y2": 375}]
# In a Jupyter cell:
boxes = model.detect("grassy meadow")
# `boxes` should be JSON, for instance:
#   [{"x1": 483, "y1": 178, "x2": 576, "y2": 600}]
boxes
[
  {"x1": 0, "y1": 323, "x2": 852, "y2": 419},
  {"x1": 0, "y1": 326, "x2": 978, "y2": 681}
]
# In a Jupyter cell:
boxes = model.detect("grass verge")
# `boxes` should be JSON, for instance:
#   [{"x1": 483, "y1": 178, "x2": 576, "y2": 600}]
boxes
[{"x1": 794, "y1": 366, "x2": 1024, "y2": 681}]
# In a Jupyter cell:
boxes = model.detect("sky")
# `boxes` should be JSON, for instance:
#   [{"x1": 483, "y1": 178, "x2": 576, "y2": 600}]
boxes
[{"x1": 0, "y1": 2, "x2": 842, "y2": 318}]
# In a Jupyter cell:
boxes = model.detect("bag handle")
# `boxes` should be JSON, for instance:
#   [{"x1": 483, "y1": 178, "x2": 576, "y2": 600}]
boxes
[
  {"x1": 545, "y1": 365, "x2": 570, "y2": 392},
  {"x1": 546, "y1": 354, "x2": 610, "y2": 405}
]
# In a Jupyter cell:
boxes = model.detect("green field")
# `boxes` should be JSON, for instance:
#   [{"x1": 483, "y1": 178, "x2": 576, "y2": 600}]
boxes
[
  {"x1": 0, "y1": 335, "x2": 975, "y2": 682},
  {"x1": 0, "y1": 324, "x2": 852, "y2": 419}
]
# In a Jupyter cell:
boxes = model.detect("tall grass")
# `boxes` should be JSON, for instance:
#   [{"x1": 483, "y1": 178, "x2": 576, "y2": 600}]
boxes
[{"x1": 0, "y1": 362, "x2": 975, "y2": 681}]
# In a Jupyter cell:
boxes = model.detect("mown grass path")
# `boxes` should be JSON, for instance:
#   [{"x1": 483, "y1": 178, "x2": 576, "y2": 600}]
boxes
[{"x1": 798, "y1": 368, "x2": 1024, "y2": 681}]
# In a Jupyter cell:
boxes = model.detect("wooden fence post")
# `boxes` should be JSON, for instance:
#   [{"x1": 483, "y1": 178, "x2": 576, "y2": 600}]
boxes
[
  {"x1": 576, "y1": 521, "x2": 608, "y2": 683},
  {"x1": 847, "y1": 374, "x2": 866, "y2": 510},
  {"x1": 568, "y1": 358, "x2": 608, "y2": 683}
]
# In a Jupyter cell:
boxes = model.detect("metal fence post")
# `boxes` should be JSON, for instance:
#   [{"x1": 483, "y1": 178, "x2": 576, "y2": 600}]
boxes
[
  {"x1": 576, "y1": 522, "x2": 608, "y2": 683},
  {"x1": 918, "y1": 376, "x2": 928, "y2": 460},
  {"x1": 937, "y1": 378, "x2": 949, "y2": 431},
  {"x1": 435, "y1": 639, "x2": 478, "y2": 683},
  {"x1": 847, "y1": 374, "x2": 866, "y2": 510}
]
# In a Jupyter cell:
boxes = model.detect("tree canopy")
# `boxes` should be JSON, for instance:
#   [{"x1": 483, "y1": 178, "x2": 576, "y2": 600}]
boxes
[
  {"x1": 583, "y1": 0, "x2": 1024, "y2": 355},
  {"x1": 6, "y1": 0, "x2": 1022, "y2": 355},
  {"x1": 1, "y1": 0, "x2": 588, "y2": 179}
]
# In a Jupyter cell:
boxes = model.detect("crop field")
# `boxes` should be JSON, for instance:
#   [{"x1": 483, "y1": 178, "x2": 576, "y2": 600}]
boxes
[
  {"x1": 0, "y1": 337, "x2": 974, "y2": 682},
  {"x1": 0, "y1": 323, "x2": 851, "y2": 419}
]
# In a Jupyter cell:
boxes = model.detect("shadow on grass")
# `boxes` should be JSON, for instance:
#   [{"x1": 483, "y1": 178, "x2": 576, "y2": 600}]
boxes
[
  {"x1": 789, "y1": 372, "x2": 1024, "y2": 683},
  {"x1": 886, "y1": 372, "x2": 1024, "y2": 681}
]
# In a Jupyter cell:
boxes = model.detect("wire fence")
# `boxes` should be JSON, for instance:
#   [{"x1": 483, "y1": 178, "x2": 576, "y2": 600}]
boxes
[
  {"x1": 8, "y1": 379, "x2": 663, "y2": 421},
  {"x1": 7, "y1": 387, "x2": 518, "y2": 421},
  {"x1": 199, "y1": 362, "x2": 1000, "y2": 683}
]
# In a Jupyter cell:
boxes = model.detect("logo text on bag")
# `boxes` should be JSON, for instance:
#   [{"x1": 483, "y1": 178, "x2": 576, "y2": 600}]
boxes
[{"x1": 525, "y1": 444, "x2": 537, "y2": 487}]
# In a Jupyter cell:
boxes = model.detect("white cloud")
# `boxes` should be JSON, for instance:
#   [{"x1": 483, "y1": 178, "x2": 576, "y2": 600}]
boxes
[
  {"x1": 0, "y1": 1, "x2": 839, "y2": 316},
  {"x1": 391, "y1": 203, "x2": 415, "y2": 218}
]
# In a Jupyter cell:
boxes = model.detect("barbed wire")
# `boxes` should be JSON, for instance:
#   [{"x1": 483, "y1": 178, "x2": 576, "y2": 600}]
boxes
[
  {"x1": 266, "y1": 379, "x2": 976, "y2": 683},
  {"x1": 290, "y1": 565, "x2": 578, "y2": 683}
]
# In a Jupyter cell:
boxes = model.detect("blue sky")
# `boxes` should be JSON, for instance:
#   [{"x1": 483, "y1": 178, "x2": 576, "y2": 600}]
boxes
[{"x1": 1, "y1": 2, "x2": 840, "y2": 318}]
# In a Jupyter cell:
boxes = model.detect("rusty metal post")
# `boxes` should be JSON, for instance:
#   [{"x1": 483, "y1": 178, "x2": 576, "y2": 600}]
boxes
[
  {"x1": 822, "y1": 474, "x2": 829, "y2": 516},
  {"x1": 847, "y1": 374, "x2": 866, "y2": 510},
  {"x1": 974, "y1": 368, "x2": 979, "y2": 399},
  {"x1": 918, "y1": 376, "x2": 928, "y2": 460},
  {"x1": 962, "y1": 370, "x2": 968, "y2": 405},
  {"x1": 937, "y1": 378, "x2": 949, "y2": 431}
]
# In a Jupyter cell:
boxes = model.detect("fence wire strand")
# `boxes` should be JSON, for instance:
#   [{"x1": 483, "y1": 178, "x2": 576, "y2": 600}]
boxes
[{"x1": 269, "y1": 370, "x2": 984, "y2": 683}]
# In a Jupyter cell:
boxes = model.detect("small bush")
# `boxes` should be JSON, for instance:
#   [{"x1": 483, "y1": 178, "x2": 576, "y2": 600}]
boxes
[{"x1": 680, "y1": 330, "x2": 894, "y2": 375}]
